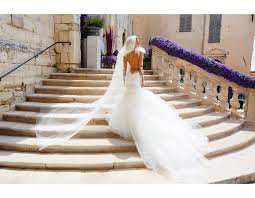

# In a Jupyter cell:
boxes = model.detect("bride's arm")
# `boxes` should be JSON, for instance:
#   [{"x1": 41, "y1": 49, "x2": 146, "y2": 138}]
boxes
[
  {"x1": 138, "y1": 52, "x2": 144, "y2": 87},
  {"x1": 123, "y1": 55, "x2": 127, "y2": 84}
]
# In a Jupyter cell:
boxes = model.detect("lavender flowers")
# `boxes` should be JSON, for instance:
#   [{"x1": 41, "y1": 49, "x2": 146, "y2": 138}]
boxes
[
  {"x1": 149, "y1": 36, "x2": 255, "y2": 89},
  {"x1": 102, "y1": 27, "x2": 117, "y2": 66}
]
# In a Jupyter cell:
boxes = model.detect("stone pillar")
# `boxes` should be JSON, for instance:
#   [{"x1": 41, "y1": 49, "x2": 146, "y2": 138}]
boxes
[
  {"x1": 87, "y1": 36, "x2": 101, "y2": 69},
  {"x1": 54, "y1": 14, "x2": 81, "y2": 72},
  {"x1": 246, "y1": 89, "x2": 255, "y2": 123}
]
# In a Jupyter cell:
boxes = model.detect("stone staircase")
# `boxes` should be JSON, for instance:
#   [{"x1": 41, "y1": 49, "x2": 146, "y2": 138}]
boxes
[{"x1": 1, "y1": 68, "x2": 255, "y2": 183}]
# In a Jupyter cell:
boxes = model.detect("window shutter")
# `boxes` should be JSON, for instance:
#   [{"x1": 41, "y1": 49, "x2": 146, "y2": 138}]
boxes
[
  {"x1": 208, "y1": 14, "x2": 222, "y2": 43},
  {"x1": 179, "y1": 14, "x2": 192, "y2": 32}
]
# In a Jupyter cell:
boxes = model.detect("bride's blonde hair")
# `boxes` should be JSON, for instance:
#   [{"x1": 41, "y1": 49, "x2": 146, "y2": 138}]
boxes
[{"x1": 124, "y1": 35, "x2": 138, "y2": 54}]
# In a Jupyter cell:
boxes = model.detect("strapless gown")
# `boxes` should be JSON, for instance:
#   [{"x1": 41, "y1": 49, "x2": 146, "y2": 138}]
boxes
[{"x1": 107, "y1": 65, "x2": 209, "y2": 183}]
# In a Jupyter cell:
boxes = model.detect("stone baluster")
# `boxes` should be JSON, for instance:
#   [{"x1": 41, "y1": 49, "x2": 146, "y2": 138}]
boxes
[
  {"x1": 218, "y1": 84, "x2": 229, "y2": 110},
  {"x1": 183, "y1": 69, "x2": 191, "y2": 94},
  {"x1": 230, "y1": 87, "x2": 241, "y2": 115},
  {"x1": 243, "y1": 93, "x2": 248, "y2": 117},
  {"x1": 206, "y1": 80, "x2": 218, "y2": 104},
  {"x1": 161, "y1": 58, "x2": 170, "y2": 81},
  {"x1": 157, "y1": 55, "x2": 164, "y2": 78},
  {"x1": 171, "y1": 65, "x2": 180, "y2": 87},
  {"x1": 246, "y1": 89, "x2": 255, "y2": 123},
  {"x1": 195, "y1": 75, "x2": 204, "y2": 98},
  {"x1": 151, "y1": 48, "x2": 158, "y2": 71}
]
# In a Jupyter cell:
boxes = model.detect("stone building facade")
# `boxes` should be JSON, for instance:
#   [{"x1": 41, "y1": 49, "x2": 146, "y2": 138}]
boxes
[
  {"x1": 0, "y1": 14, "x2": 132, "y2": 115},
  {"x1": 2, "y1": 14, "x2": 253, "y2": 116},
  {"x1": 133, "y1": 14, "x2": 255, "y2": 74},
  {"x1": 105, "y1": 14, "x2": 133, "y2": 51},
  {"x1": 0, "y1": 14, "x2": 81, "y2": 115}
]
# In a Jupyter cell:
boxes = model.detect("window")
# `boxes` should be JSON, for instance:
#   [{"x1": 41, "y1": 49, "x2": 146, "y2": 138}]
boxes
[
  {"x1": 208, "y1": 14, "x2": 222, "y2": 43},
  {"x1": 179, "y1": 14, "x2": 192, "y2": 32}
]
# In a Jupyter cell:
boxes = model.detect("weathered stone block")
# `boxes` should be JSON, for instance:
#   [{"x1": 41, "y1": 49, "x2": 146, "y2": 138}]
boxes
[
  {"x1": 55, "y1": 43, "x2": 70, "y2": 53},
  {"x1": 56, "y1": 54, "x2": 61, "y2": 64},
  {"x1": 58, "y1": 31, "x2": 70, "y2": 42},
  {"x1": 55, "y1": 24, "x2": 69, "y2": 32},
  {"x1": 69, "y1": 31, "x2": 81, "y2": 64},
  {"x1": 0, "y1": 51, "x2": 8, "y2": 62},
  {"x1": 0, "y1": 91, "x2": 14, "y2": 104},
  {"x1": 34, "y1": 52, "x2": 56, "y2": 66},
  {"x1": 69, "y1": 64, "x2": 79, "y2": 71},
  {"x1": 73, "y1": 14, "x2": 80, "y2": 24},
  {"x1": 69, "y1": 23, "x2": 79, "y2": 31},
  {"x1": 61, "y1": 15, "x2": 74, "y2": 24},
  {"x1": 61, "y1": 52, "x2": 70, "y2": 63},
  {"x1": 11, "y1": 15, "x2": 24, "y2": 29},
  {"x1": 58, "y1": 63, "x2": 70, "y2": 72},
  {"x1": 23, "y1": 16, "x2": 35, "y2": 32},
  {"x1": 54, "y1": 15, "x2": 62, "y2": 24},
  {"x1": 0, "y1": 15, "x2": 12, "y2": 24}
]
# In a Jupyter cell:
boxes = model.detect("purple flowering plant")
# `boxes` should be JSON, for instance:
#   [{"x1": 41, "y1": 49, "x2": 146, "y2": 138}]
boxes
[
  {"x1": 102, "y1": 27, "x2": 117, "y2": 66},
  {"x1": 102, "y1": 55, "x2": 117, "y2": 65},
  {"x1": 149, "y1": 36, "x2": 255, "y2": 89}
]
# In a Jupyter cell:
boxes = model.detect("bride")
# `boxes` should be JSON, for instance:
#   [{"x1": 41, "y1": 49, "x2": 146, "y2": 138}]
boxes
[{"x1": 35, "y1": 35, "x2": 209, "y2": 183}]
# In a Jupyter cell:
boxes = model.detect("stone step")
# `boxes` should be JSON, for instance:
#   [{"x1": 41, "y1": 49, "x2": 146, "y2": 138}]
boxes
[
  {"x1": 0, "y1": 151, "x2": 145, "y2": 170},
  {"x1": 1, "y1": 129, "x2": 254, "y2": 159},
  {"x1": 186, "y1": 112, "x2": 231, "y2": 127},
  {"x1": 206, "y1": 129, "x2": 255, "y2": 159},
  {"x1": 208, "y1": 143, "x2": 255, "y2": 183},
  {"x1": 0, "y1": 118, "x2": 244, "y2": 141},
  {"x1": 42, "y1": 79, "x2": 166, "y2": 87},
  {"x1": 0, "y1": 119, "x2": 252, "y2": 159},
  {"x1": 0, "y1": 169, "x2": 171, "y2": 184},
  {"x1": 74, "y1": 68, "x2": 154, "y2": 75},
  {"x1": 0, "y1": 136, "x2": 136, "y2": 153},
  {"x1": 167, "y1": 98, "x2": 202, "y2": 109},
  {"x1": 27, "y1": 93, "x2": 100, "y2": 103},
  {"x1": 200, "y1": 119, "x2": 244, "y2": 141},
  {"x1": 0, "y1": 121, "x2": 118, "y2": 138},
  {"x1": 50, "y1": 73, "x2": 159, "y2": 81},
  {"x1": 2, "y1": 110, "x2": 228, "y2": 127},
  {"x1": 15, "y1": 102, "x2": 106, "y2": 112},
  {"x1": 26, "y1": 92, "x2": 186, "y2": 103},
  {"x1": 2, "y1": 111, "x2": 108, "y2": 125},
  {"x1": 177, "y1": 105, "x2": 214, "y2": 119},
  {"x1": 34, "y1": 86, "x2": 176, "y2": 95},
  {"x1": 15, "y1": 98, "x2": 202, "y2": 116}
]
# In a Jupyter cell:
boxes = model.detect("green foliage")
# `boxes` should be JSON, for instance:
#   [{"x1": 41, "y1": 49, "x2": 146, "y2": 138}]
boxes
[{"x1": 87, "y1": 16, "x2": 104, "y2": 28}]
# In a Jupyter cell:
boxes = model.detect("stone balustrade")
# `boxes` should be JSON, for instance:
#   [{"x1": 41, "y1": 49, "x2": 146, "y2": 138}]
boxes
[{"x1": 151, "y1": 46, "x2": 255, "y2": 122}]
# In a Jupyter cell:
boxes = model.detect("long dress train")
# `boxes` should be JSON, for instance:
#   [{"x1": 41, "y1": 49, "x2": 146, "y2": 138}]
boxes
[{"x1": 108, "y1": 64, "x2": 209, "y2": 183}]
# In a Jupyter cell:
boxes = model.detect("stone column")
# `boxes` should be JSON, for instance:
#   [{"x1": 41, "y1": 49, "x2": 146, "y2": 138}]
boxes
[
  {"x1": 54, "y1": 14, "x2": 81, "y2": 72},
  {"x1": 246, "y1": 89, "x2": 255, "y2": 123},
  {"x1": 87, "y1": 36, "x2": 101, "y2": 69}
]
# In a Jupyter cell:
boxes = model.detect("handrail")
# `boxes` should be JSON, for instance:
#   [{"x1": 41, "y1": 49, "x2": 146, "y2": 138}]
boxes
[{"x1": 0, "y1": 41, "x2": 71, "y2": 81}]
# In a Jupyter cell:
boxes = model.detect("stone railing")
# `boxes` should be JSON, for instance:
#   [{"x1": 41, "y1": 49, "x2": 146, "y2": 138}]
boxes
[{"x1": 150, "y1": 39, "x2": 255, "y2": 123}]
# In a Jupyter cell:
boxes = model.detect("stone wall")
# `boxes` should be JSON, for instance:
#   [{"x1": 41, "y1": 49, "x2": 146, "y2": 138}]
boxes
[
  {"x1": 0, "y1": 14, "x2": 56, "y2": 115},
  {"x1": 54, "y1": 14, "x2": 81, "y2": 72}
]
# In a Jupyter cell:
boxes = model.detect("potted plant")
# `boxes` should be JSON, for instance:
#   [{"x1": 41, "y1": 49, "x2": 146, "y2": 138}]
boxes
[
  {"x1": 86, "y1": 15, "x2": 105, "y2": 36},
  {"x1": 102, "y1": 27, "x2": 117, "y2": 68}
]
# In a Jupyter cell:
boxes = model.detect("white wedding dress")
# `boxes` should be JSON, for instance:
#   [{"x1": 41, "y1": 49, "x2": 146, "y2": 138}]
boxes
[
  {"x1": 108, "y1": 59, "x2": 209, "y2": 183},
  {"x1": 34, "y1": 35, "x2": 209, "y2": 183}
]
